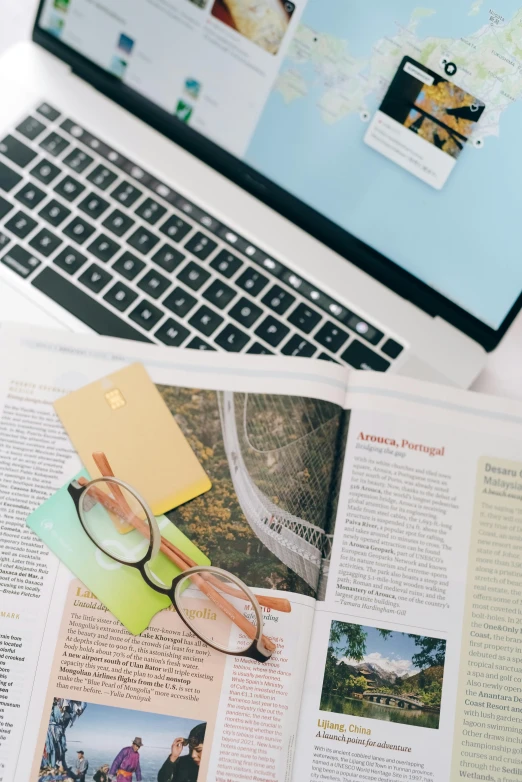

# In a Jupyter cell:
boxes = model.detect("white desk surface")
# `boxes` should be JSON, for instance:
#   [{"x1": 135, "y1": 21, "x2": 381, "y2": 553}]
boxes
[{"x1": 3, "y1": 0, "x2": 522, "y2": 401}]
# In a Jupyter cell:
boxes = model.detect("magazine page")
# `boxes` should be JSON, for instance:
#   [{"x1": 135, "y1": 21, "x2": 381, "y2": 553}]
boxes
[
  {"x1": 0, "y1": 325, "x2": 348, "y2": 782},
  {"x1": 291, "y1": 372, "x2": 522, "y2": 782}
]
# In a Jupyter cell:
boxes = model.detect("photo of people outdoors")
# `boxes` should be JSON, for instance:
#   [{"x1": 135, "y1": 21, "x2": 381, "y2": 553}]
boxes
[
  {"x1": 320, "y1": 621, "x2": 446, "y2": 729},
  {"x1": 38, "y1": 700, "x2": 205, "y2": 782},
  {"x1": 159, "y1": 386, "x2": 347, "y2": 598},
  {"x1": 210, "y1": 0, "x2": 296, "y2": 55}
]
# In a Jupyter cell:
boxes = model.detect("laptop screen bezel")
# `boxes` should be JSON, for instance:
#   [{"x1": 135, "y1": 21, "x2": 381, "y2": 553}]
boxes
[{"x1": 31, "y1": 2, "x2": 520, "y2": 353}]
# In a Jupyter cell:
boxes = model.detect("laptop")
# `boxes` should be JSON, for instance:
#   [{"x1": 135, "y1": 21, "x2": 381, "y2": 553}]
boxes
[{"x1": 0, "y1": 0, "x2": 517, "y2": 387}]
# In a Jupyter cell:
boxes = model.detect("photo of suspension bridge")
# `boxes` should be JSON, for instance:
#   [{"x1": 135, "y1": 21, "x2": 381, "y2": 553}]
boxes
[
  {"x1": 158, "y1": 384, "x2": 348, "y2": 597},
  {"x1": 320, "y1": 621, "x2": 446, "y2": 729}
]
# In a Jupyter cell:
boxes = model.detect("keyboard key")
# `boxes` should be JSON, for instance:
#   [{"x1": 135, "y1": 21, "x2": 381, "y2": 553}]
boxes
[
  {"x1": 0, "y1": 196, "x2": 13, "y2": 220},
  {"x1": 5, "y1": 211, "x2": 37, "y2": 238},
  {"x1": 129, "y1": 299, "x2": 163, "y2": 330},
  {"x1": 255, "y1": 255, "x2": 285, "y2": 277},
  {"x1": 127, "y1": 226, "x2": 159, "y2": 255},
  {"x1": 247, "y1": 342, "x2": 274, "y2": 355},
  {"x1": 163, "y1": 286, "x2": 197, "y2": 317},
  {"x1": 16, "y1": 116, "x2": 46, "y2": 141},
  {"x1": 125, "y1": 163, "x2": 148, "y2": 183},
  {"x1": 301, "y1": 287, "x2": 350, "y2": 323},
  {"x1": 185, "y1": 232, "x2": 217, "y2": 260},
  {"x1": 63, "y1": 148, "x2": 94, "y2": 173},
  {"x1": 254, "y1": 315, "x2": 289, "y2": 347},
  {"x1": 151, "y1": 182, "x2": 177, "y2": 201},
  {"x1": 138, "y1": 269, "x2": 171, "y2": 299},
  {"x1": 78, "y1": 192, "x2": 110, "y2": 219},
  {"x1": 262, "y1": 284, "x2": 295, "y2": 315},
  {"x1": 341, "y1": 340, "x2": 391, "y2": 371},
  {"x1": 14, "y1": 182, "x2": 46, "y2": 209},
  {"x1": 381, "y1": 338, "x2": 404, "y2": 359},
  {"x1": 29, "y1": 228, "x2": 62, "y2": 257},
  {"x1": 0, "y1": 135, "x2": 37, "y2": 168},
  {"x1": 151, "y1": 244, "x2": 184, "y2": 273},
  {"x1": 87, "y1": 234, "x2": 120, "y2": 263},
  {"x1": 236, "y1": 268, "x2": 269, "y2": 297},
  {"x1": 318, "y1": 352, "x2": 339, "y2": 363},
  {"x1": 229, "y1": 297, "x2": 262, "y2": 328},
  {"x1": 315, "y1": 321, "x2": 349, "y2": 353},
  {"x1": 39, "y1": 199, "x2": 71, "y2": 227},
  {"x1": 155, "y1": 318, "x2": 190, "y2": 347},
  {"x1": 112, "y1": 251, "x2": 145, "y2": 280},
  {"x1": 135, "y1": 198, "x2": 166, "y2": 225},
  {"x1": 160, "y1": 215, "x2": 191, "y2": 242},
  {"x1": 177, "y1": 261, "x2": 210, "y2": 291},
  {"x1": 202, "y1": 279, "x2": 236, "y2": 310},
  {"x1": 39, "y1": 132, "x2": 69, "y2": 157},
  {"x1": 189, "y1": 305, "x2": 223, "y2": 337},
  {"x1": 32, "y1": 267, "x2": 151, "y2": 342},
  {"x1": 0, "y1": 161, "x2": 22, "y2": 192},
  {"x1": 60, "y1": 119, "x2": 87, "y2": 140},
  {"x1": 103, "y1": 281, "x2": 138, "y2": 312},
  {"x1": 344, "y1": 313, "x2": 384, "y2": 345},
  {"x1": 178, "y1": 198, "x2": 215, "y2": 227},
  {"x1": 63, "y1": 216, "x2": 96, "y2": 244},
  {"x1": 111, "y1": 180, "x2": 142, "y2": 206},
  {"x1": 102, "y1": 209, "x2": 135, "y2": 237},
  {"x1": 288, "y1": 302, "x2": 321, "y2": 334},
  {"x1": 186, "y1": 336, "x2": 215, "y2": 351},
  {"x1": 215, "y1": 324, "x2": 249, "y2": 353},
  {"x1": 30, "y1": 159, "x2": 61, "y2": 185},
  {"x1": 36, "y1": 103, "x2": 60, "y2": 121},
  {"x1": 2, "y1": 244, "x2": 40, "y2": 277},
  {"x1": 281, "y1": 335, "x2": 316, "y2": 357},
  {"x1": 210, "y1": 250, "x2": 243, "y2": 278},
  {"x1": 90, "y1": 144, "x2": 122, "y2": 166},
  {"x1": 79, "y1": 263, "x2": 112, "y2": 293},
  {"x1": 0, "y1": 231, "x2": 10, "y2": 250},
  {"x1": 85, "y1": 144, "x2": 116, "y2": 167},
  {"x1": 87, "y1": 164, "x2": 118, "y2": 191},
  {"x1": 54, "y1": 246, "x2": 87, "y2": 274},
  {"x1": 54, "y1": 175, "x2": 85, "y2": 202}
]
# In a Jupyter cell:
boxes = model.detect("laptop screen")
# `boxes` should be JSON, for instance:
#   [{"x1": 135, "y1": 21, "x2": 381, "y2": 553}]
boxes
[{"x1": 37, "y1": 0, "x2": 522, "y2": 331}]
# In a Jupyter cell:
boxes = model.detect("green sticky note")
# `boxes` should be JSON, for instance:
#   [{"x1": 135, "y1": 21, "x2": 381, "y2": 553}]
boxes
[{"x1": 26, "y1": 470, "x2": 210, "y2": 634}]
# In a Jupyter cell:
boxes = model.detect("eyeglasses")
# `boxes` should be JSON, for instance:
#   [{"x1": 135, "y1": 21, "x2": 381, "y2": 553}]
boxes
[{"x1": 67, "y1": 474, "x2": 276, "y2": 662}]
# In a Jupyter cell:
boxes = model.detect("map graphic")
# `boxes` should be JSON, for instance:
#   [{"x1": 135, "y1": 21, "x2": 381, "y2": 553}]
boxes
[
  {"x1": 245, "y1": 1, "x2": 522, "y2": 328},
  {"x1": 274, "y1": 5, "x2": 522, "y2": 144}
]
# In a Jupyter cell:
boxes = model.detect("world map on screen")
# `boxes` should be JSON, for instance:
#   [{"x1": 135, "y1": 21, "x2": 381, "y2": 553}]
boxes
[
  {"x1": 245, "y1": 1, "x2": 522, "y2": 328},
  {"x1": 275, "y1": 4, "x2": 522, "y2": 144}
]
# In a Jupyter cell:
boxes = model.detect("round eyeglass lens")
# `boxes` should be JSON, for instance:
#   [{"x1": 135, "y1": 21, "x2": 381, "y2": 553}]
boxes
[
  {"x1": 79, "y1": 478, "x2": 153, "y2": 564},
  {"x1": 175, "y1": 569, "x2": 261, "y2": 654}
]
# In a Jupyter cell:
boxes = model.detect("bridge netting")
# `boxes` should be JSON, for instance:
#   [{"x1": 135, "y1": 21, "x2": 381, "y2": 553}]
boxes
[{"x1": 218, "y1": 390, "x2": 343, "y2": 594}]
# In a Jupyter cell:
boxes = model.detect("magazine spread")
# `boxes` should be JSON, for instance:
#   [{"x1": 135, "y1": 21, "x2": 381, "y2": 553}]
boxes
[{"x1": 1, "y1": 326, "x2": 522, "y2": 782}]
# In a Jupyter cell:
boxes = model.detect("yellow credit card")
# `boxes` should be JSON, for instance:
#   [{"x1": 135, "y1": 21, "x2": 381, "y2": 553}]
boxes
[{"x1": 54, "y1": 363, "x2": 211, "y2": 520}]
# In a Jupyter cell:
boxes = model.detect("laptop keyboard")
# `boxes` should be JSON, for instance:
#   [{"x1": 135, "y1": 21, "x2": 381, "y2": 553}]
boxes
[{"x1": 0, "y1": 101, "x2": 405, "y2": 370}]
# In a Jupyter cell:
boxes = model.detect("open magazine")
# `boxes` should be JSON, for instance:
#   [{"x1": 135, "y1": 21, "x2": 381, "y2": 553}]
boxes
[{"x1": 1, "y1": 326, "x2": 522, "y2": 782}]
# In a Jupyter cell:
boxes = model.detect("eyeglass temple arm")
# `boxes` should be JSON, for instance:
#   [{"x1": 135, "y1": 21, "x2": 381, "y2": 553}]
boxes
[
  {"x1": 75, "y1": 471, "x2": 277, "y2": 654},
  {"x1": 157, "y1": 535, "x2": 290, "y2": 613},
  {"x1": 91, "y1": 452, "x2": 291, "y2": 615},
  {"x1": 190, "y1": 566, "x2": 291, "y2": 613},
  {"x1": 177, "y1": 570, "x2": 277, "y2": 653}
]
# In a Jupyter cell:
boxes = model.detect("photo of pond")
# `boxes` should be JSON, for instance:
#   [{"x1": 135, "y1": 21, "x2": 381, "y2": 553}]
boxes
[
  {"x1": 320, "y1": 621, "x2": 446, "y2": 730},
  {"x1": 321, "y1": 695, "x2": 441, "y2": 730}
]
